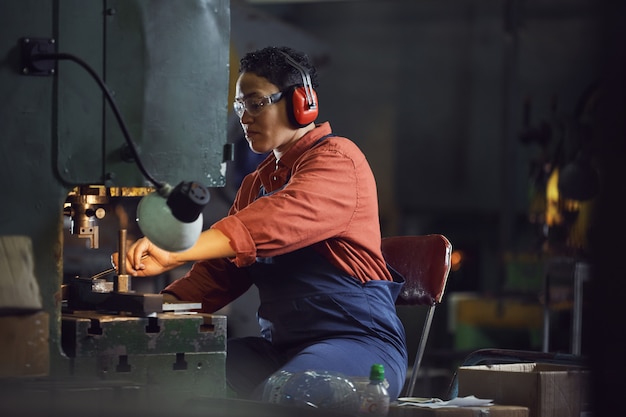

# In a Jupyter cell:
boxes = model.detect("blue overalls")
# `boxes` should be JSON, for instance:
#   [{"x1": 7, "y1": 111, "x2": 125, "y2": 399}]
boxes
[{"x1": 225, "y1": 136, "x2": 408, "y2": 400}]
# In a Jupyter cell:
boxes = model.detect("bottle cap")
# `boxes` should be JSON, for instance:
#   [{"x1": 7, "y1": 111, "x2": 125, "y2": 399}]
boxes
[{"x1": 369, "y1": 364, "x2": 385, "y2": 381}]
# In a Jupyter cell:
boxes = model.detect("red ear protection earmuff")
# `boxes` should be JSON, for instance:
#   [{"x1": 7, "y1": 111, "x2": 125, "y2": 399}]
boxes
[
  {"x1": 279, "y1": 51, "x2": 319, "y2": 128},
  {"x1": 288, "y1": 85, "x2": 319, "y2": 127}
]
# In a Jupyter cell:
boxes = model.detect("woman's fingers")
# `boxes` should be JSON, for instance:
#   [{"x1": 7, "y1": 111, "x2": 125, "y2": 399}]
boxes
[
  {"x1": 112, "y1": 244, "x2": 151, "y2": 276},
  {"x1": 130, "y1": 238, "x2": 149, "y2": 270},
  {"x1": 113, "y1": 238, "x2": 171, "y2": 277}
]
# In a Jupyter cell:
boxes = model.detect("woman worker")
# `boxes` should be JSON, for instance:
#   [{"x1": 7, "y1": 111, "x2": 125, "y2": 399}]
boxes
[{"x1": 114, "y1": 46, "x2": 408, "y2": 401}]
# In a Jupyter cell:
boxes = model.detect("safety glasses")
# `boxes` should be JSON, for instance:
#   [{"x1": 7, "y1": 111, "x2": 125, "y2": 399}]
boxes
[{"x1": 233, "y1": 92, "x2": 283, "y2": 118}]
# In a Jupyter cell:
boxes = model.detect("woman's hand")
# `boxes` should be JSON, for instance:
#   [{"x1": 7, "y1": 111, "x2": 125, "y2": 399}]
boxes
[
  {"x1": 111, "y1": 228, "x2": 235, "y2": 277},
  {"x1": 112, "y1": 237, "x2": 183, "y2": 277}
]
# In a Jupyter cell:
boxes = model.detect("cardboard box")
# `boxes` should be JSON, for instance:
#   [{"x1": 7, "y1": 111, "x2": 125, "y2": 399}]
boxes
[
  {"x1": 457, "y1": 363, "x2": 589, "y2": 417},
  {"x1": 0, "y1": 311, "x2": 49, "y2": 377},
  {"x1": 389, "y1": 404, "x2": 529, "y2": 417}
]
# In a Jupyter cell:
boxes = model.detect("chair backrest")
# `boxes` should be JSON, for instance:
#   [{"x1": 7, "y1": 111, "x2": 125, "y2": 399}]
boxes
[
  {"x1": 382, "y1": 234, "x2": 452, "y2": 306},
  {"x1": 381, "y1": 234, "x2": 452, "y2": 398}
]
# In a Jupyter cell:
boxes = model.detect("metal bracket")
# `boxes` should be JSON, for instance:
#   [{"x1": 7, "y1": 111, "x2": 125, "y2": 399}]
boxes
[
  {"x1": 20, "y1": 37, "x2": 56, "y2": 75},
  {"x1": 223, "y1": 142, "x2": 235, "y2": 163}
]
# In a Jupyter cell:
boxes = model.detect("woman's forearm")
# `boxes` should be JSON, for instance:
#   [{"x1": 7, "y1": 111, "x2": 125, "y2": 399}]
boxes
[{"x1": 170, "y1": 228, "x2": 236, "y2": 263}]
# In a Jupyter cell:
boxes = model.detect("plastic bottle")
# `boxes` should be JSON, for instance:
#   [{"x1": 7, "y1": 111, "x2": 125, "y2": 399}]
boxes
[
  {"x1": 262, "y1": 369, "x2": 361, "y2": 415},
  {"x1": 358, "y1": 364, "x2": 390, "y2": 416},
  {"x1": 261, "y1": 369, "x2": 293, "y2": 404}
]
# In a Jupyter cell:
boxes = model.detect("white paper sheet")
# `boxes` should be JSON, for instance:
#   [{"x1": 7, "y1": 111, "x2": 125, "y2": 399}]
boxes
[{"x1": 396, "y1": 395, "x2": 494, "y2": 408}]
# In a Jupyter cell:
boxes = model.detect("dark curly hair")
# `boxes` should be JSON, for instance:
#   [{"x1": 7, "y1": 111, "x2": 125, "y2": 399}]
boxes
[{"x1": 238, "y1": 46, "x2": 319, "y2": 91}]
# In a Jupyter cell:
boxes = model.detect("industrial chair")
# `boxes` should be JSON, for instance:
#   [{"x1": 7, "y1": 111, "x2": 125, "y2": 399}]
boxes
[{"x1": 381, "y1": 234, "x2": 452, "y2": 398}]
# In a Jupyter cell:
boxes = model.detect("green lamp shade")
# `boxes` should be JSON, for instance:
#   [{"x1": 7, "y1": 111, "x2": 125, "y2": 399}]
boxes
[{"x1": 136, "y1": 182, "x2": 209, "y2": 252}]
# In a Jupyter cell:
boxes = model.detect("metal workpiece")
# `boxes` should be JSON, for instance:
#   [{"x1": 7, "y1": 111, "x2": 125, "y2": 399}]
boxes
[
  {"x1": 66, "y1": 286, "x2": 164, "y2": 315},
  {"x1": 116, "y1": 274, "x2": 132, "y2": 293}
]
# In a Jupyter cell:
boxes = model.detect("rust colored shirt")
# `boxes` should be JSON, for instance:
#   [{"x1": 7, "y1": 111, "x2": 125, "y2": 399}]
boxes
[{"x1": 163, "y1": 122, "x2": 392, "y2": 312}]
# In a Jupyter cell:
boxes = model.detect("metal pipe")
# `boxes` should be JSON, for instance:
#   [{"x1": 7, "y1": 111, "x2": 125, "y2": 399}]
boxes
[{"x1": 116, "y1": 229, "x2": 131, "y2": 293}]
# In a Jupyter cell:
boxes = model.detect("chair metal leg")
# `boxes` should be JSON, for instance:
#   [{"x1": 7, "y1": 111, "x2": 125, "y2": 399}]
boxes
[
  {"x1": 403, "y1": 305, "x2": 436, "y2": 398},
  {"x1": 572, "y1": 262, "x2": 590, "y2": 355},
  {"x1": 542, "y1": 267, "x2": 551, "y2": 352}
]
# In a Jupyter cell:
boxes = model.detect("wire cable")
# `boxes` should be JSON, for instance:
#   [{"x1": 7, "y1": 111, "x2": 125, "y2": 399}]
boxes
[{"x1": 33, "y1": 52, "x2": 165, "y2": 189}]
